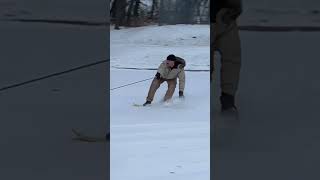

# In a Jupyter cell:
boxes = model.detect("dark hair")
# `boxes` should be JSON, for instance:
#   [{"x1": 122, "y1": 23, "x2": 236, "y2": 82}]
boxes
[{"x1": 166, "y1": 54, "x2": 176, "y2": 61}]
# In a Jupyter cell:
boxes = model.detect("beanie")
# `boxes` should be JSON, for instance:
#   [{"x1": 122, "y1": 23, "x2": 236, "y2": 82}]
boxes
[{"x1": 166, "y1": 54, "x2": 176, "y2": 61}]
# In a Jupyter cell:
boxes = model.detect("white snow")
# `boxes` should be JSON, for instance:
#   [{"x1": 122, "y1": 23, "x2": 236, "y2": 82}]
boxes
[
  {"x1": 110, "y1": 25, "x2": 210, "y2": 180},
  {"x1": 110, "y1": 24, "x2": 210, "y2": 70}
]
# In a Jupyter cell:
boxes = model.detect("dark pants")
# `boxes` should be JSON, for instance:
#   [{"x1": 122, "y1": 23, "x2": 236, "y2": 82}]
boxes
[{"x1": 211, "y1": 15, "x2": 241, "y2": 96}]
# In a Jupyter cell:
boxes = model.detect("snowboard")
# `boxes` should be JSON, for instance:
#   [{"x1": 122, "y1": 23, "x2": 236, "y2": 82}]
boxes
[
  {"x1": 133, "y1": 96, "x2": 185, "y2": 107},
  {"x1": 133, "y1": 103, "x2": 145, "y2": 107}
]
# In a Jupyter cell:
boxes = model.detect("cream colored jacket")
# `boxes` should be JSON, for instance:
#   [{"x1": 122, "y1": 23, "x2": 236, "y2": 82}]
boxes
[{"x1": 157, "y1": 57, "x2": 186, "y2": 91}]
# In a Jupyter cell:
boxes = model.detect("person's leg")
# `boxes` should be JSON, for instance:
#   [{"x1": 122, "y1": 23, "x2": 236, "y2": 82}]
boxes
[
  {"x1": 211, "y1": 9, "x2": 230, "y2": 82},
  {"x1": 163, "y1": 79, "x2": 177, "y2": 101},
  {"x1": 216, "y1": 21, "x2": 241, "y2": 97},
  {"x1": 146, "y1": 78, "x2": 164, "y2": 102},
  {"x1": 211, "y1": 23, "x2": 216, "y2": 82},
  {"x1": 211, "y1": 23, "x2": 221, "y2": 110}
]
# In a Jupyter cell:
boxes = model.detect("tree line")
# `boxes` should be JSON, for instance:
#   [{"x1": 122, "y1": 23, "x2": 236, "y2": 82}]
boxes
[{"x1": 110, "y1": 0, "x2": 209, "y2": 29}]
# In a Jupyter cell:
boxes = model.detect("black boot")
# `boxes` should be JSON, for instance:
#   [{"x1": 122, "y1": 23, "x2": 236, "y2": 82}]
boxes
[
  {"x1": 143, "y1": 100, "x2": 151, "y2": 106},
  {"x1": 220, "y1": 92, "x2": 237, "y2": 112}
]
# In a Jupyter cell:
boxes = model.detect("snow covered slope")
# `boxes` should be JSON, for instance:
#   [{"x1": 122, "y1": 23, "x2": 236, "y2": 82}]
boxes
[
  {"x1": 111, "y1": 70, "x2": 209, "y2": 180},
  {"x1": 110, "y1": 25, "x2": 210, "y2": 180},
  {"x1": 110, "y1": 24, "x2": 210, "y2": 70}
]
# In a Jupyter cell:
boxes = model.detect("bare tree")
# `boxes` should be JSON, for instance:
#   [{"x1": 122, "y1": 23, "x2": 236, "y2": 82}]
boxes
[
  {"x1": 158, "y1": 0, "x2": 165, "y2": 25},
  {"x1": 114, "y1": 0, "x2": 127, "y2": 30},
  {"x1": 133, "y1": 0, "x2": 141, "y2": 17},
  {"x1": 126, "y1": 0, "x2": 135, "y2": 26},
  {"x1": 110, "y1": 0, "x2": 117, "y2": 19},
  {"x1": 158, "y1": 0, "x2": 209, "y2": 25},
  {"x1": 112, "y1": 0, "x2": 209, "y2": 28},
  {"x1": 150, "y1": 0, "x2": 158, "y2": 19},
  {"x1": 177, "y1": 0, "x2": 197, "y2": 24}
]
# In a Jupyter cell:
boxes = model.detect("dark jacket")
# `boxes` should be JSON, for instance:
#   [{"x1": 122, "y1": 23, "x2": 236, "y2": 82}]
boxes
[
  {"x1": 173, "y1": 56, "x2": 186, "y2": 69},
  {"x1": 211, "y1": 0, "x2": 242, "y2": 23}
]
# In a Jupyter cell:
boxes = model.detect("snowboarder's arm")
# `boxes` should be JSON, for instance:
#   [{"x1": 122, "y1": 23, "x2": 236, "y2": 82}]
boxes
[
  {"x1": 157, "y1": 62, "x2": 166, "y2": 78},
  {"x1": 155, "y1": 72, "x2": 161, "y2": 79},
  {"x1": 178, "y1": 69, "x2": 185, "y2": 92}
]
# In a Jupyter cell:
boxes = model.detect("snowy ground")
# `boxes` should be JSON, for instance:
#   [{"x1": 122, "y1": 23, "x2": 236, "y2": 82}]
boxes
[
  {"x1": 111, "y1": 24, "x2": 210, "y2": 70},
  {"x1": 110, "y1": 25, "x2": 210, "y2": 180}
]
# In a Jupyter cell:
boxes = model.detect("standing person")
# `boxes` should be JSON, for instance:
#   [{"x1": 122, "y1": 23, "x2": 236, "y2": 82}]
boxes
[
  {"x1": 143, "y1": 54, "x2": 186, "y2": 106},
  {"x1": 211, "y1": 0, "x2": 242, "y2": 112}
]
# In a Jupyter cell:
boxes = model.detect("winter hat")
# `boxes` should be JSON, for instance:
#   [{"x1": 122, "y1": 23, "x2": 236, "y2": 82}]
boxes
[{"x1": 166, "y1": 54, "x2": 176, "y2": 61}]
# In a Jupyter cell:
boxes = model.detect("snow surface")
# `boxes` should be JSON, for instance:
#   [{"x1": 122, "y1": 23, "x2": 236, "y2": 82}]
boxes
[
  {"x1": 110, "y1": 24, "x2": 210, "y2": 70},
  {"x1": 110, "y1": 25, "x2": 210, "y2": 180}
]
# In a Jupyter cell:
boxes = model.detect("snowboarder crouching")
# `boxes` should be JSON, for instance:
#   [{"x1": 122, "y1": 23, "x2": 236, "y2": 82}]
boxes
[{"x1": 143, "y1": 54, "x2": 186, "y2": 106}]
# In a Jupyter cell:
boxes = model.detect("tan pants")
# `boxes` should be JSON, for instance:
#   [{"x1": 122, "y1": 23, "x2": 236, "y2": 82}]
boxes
[
  {"x1": 146, "y1": 78, "x2": 177, "y2": 102},
  {"x1": 211, "y1": 19, "x2": 241, "y2": 96}
]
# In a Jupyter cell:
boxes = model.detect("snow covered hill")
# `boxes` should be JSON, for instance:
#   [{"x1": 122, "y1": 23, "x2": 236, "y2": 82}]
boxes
[
  {"x1": 110, "y1": 25, "x2": 210, "y2": 180},
  {"x1": 110, "y1": 24, "x2": 210, "y2": 70}
]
